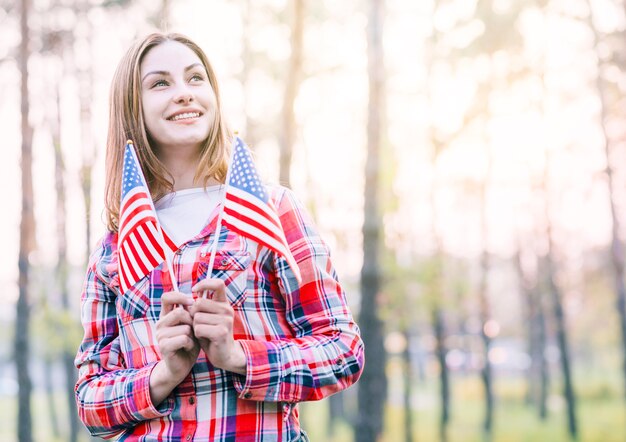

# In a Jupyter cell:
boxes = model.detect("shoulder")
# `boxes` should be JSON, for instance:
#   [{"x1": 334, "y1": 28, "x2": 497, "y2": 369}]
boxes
[
  {"x1": 266, "y1": 184, "x2": 305, "y2": 216},
  {"x1": 265, "y1": 184, "x2": 329, "y2": 254}
]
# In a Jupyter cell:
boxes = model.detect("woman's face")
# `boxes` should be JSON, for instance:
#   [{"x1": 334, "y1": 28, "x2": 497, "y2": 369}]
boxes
[{"x1": 140, "y1": 40, "x2": 216, "y2": 156}]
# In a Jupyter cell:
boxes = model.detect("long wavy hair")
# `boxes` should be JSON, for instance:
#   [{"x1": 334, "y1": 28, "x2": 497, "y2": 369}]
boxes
[{"x1": 104, "y1": 32, "x2": 231, "y2": 232}]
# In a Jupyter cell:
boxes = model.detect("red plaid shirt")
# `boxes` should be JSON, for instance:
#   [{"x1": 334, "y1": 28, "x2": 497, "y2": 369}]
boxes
[{"x1": 75, "y1": 186, "x2": 364, "y2": 441}]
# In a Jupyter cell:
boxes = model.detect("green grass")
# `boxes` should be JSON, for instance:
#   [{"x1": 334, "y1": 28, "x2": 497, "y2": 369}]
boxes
[
  {"x1": 2, "y1": 377, "x2": 626, "y2": 441},
  {"x1": 299, "y1": 375, "x2": 626, "y2": 442}
]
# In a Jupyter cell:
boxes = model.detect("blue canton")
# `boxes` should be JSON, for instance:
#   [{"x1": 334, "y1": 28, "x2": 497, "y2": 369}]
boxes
[
  {"x1": 122, "y1": 144, "x2": 143, "y2": 199},
  {"x1": 228, "y1": 138, "x2": 268, "y2": 203}
]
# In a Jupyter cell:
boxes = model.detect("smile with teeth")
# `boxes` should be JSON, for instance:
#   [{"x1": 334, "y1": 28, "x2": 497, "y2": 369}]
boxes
[{"x1": 168, "y1": 112, "x2": 201, "y2": 121}]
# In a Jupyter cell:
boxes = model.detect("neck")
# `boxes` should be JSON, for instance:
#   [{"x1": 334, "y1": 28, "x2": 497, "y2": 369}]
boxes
[
  {"x1": 157, "y1": 145, "x2": 220, "y2": 191},
  {"x1": 157, "y1": 145, "x2": 200, "y2": 191}
]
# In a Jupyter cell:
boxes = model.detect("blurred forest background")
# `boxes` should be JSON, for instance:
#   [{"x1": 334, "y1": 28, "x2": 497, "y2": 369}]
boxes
[{"x1": 3, "y1": 0, "x2": 626, "y2": 441}]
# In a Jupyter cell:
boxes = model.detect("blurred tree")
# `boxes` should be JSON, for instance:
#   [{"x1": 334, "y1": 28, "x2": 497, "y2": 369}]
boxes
[
  {"x1": 158, "y1": 0, "x2": 170, "y2": 30},
  {"x1": 356, "y1": 0, "x2": 387, "y2": 441},
  {"x1": 453, "y1": 1, "x2": 527, "y2": 437},
  {"x1": 14, "y1": 0, "x2": 34, "y2": 440},
  {"x1": 515, "y1": 248, "x2": 549, "y2": 419},
  {"x1": 238, "y1": 0, "x2": 258, "y2": 146},
  {"x1": 477, "y1": 158, "x2": 494, "y2": 440},
  {"x1": 585, "y1": 0, "x2": 626, "y2": 404},
  {"x1": 76, "y1": 0, "x2": 96, "y2": 265},
  {"x1": 52, "y1": 62, "x2": 81, "y2": 442},
  {"x1": 542, "y1": 145, "x2": 579, "y2": 439},
  {"x1": 279, "y1": 0, "x2": 304, "y2": 187}
]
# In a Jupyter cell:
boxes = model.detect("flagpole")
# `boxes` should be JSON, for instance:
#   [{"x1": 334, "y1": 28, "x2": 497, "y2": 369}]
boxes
[
  {"x1": 201, "y1": 134, "x2": 239, "y2": 298},
  {"x1": 127, "y1": 140, "x2": 179, "y2": 293}
]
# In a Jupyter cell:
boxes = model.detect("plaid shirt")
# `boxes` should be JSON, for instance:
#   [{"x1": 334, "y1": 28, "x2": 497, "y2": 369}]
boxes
[{"x1": 75, "y1": 186, "x2": 364, "y2": 441}]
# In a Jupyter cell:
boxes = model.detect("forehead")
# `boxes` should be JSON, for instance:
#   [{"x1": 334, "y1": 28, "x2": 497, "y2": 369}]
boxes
[{"x1": 140, "y1": 40, "x2": 204, "y2": 74}]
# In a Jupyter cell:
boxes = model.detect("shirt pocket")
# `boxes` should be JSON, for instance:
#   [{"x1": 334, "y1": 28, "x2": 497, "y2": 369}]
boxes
[
  {"x1": 197, "y1": 250, "x2": 251, "y2": 307},
  {"x1": 117, "y1": 275, "x2": 151, "y2": 320}
]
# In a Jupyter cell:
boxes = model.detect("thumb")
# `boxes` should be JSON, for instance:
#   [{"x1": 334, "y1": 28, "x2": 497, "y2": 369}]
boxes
[
  {"x1": 192, "y1": 278, "x2": 227, "y2": 302},
  {"x1": 212, "y1": 281, "x2": 227, "y2": 303}
]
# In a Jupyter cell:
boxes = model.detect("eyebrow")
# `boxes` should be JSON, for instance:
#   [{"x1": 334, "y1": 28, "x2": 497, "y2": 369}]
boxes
[{"x1": 141, "y1": 63, "x2": 204, "y2": 82}]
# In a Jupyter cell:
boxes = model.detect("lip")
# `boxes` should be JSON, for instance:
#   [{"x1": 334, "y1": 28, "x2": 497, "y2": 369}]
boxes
[{"x1": 166, "y1": 109, "x2": 204, "y2": 121}]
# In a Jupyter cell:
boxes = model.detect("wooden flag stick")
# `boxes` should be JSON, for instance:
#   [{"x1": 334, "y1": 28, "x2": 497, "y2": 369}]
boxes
[{"x1": 201, "y1": 134, "x2": 239, "y2": 298}]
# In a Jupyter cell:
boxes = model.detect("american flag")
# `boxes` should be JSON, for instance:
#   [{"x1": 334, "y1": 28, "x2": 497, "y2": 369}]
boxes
[
  {"x1": 222, "y1": 137, "x2": 302, "y2": 283},
  {"x1": 118, "y1": 141, "x2": 177, "y2": 294}
]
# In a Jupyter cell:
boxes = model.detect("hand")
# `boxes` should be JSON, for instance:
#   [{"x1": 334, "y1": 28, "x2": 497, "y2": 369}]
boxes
[
  {"x1": 189, "y1": 278, "x2": 246, "y2": 375},
  {"x1": 150, "y1": 291, "x2": 200, "y2": 405}
]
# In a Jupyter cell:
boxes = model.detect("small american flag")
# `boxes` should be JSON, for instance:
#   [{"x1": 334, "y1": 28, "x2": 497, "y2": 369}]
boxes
[
  {"x1": 118, "y1": 141, "x2": 177, "y2": 294},
  {"x1": 222, "y1": 137, "x2": 302, "y2": 282}
]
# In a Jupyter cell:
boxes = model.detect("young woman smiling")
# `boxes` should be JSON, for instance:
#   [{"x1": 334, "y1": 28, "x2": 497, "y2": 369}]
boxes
[{"x1": 74, "y1": 33, "x2": 364, "y2": 442}]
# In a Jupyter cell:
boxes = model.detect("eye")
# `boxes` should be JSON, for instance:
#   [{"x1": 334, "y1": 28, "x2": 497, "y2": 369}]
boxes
[
  {"x1": 151, "y1": 79, "x2": 169, "y2": 88},
  {"x1": 190, "y1": 74, "x2": 204, "y2": 82}
]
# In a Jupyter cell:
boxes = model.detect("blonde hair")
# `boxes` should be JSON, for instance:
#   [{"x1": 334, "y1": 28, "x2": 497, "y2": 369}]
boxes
[{"x1": 104, "y1": 32, "x2": 231, "y2": 232}]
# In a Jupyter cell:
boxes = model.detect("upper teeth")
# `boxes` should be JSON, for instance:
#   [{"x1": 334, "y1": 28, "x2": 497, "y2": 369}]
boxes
[{"x1": 170, "y1": 112, "x2": 200, "y2": 121}]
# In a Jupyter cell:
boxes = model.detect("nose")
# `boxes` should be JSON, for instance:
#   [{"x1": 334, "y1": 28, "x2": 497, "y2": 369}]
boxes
[{"x1": 173, "y1": 83, "x2": 194, "y2": 104}]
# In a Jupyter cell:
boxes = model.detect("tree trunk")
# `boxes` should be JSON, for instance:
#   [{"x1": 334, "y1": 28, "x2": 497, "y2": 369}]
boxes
[
  {"x1": 516, "y1": 251, "x2": 549, "y2": 419},
  {"x1": 76, "y1": 3, "x2": 94, "y2": 264},
  {"x1": 545, "y1": 254, "x2": 578, "y2": 439},
  {"x1": 536, "y1": 284, "x2": 549, "y2": 421},
  {"x1": 239, "y1": 0, "x2": 257, "y2": 146},
  {"x1": 43, "y1": 356, "x2": 61, "y2": 439},
  {"x1": 478, "y1": 150, "x2": 494, "y2": 440},
  {"x1": 402, "y1": 329, "x2": 414, "y2": 442},
  {"x1": 52, "y1": 84, "x2": 80, "y2": 442},
  {"x1": 585, "y1": 0, "x2": 626, "y2": 403},
  {"x1": 327, "y1": 393, "x2": 345, "y2": 439},
  {"x1": 158, "y1": 0, "x2": 170, "y2": 30},
  {"x1": 15, "y1": 0, "x2": 34, "y2": 440},
  {"x1": 433, "y1": 306, "x2": 449, "y2": 442},
  {"x1": 356, "y1": 1, "x2": 386, "y2": 441},
  {"x1": 543, "y1": 157, "x2": 578, "y2": 439},
  {"x1": 279, "y1": 0, "x2": 304, "y2": 187},
  {"x1": 478, "y1": 249, "x2": 493, "y2": 440}
]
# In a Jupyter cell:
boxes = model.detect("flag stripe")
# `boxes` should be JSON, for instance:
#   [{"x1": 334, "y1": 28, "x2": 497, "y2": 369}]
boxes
[
  {"x1": 120, "y1": 189, "x2": 154, "y2": 226},
  {"x1": 225, "y1": 189, "x2": 283, "y2": 231},
  {"x1": 130, "y1": 224, "x2": 160, "y2": 270},
  {"x1": 124, "y1": 238, "x2": 148, "y2": 280},
  {"x1": 222, "y1": 205, "x2": 285, "y2": 247},
  {"x1": 138, "y1": 223, "x2": 165, "y2": 265},
  {"x1": 119, "y1": 203, "x2": 155, "y2": 245},
  {"x1": 121, "y1": 242, "x2": 141, "y2": 290},
  {"x1": 223, "y1": 214, "x2": 290, "y2": 258}
]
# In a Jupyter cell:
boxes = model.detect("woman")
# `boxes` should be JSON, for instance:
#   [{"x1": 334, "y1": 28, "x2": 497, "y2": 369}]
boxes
[{"x1": 74, "y1": 32, "x2": 364, "y2": 441}]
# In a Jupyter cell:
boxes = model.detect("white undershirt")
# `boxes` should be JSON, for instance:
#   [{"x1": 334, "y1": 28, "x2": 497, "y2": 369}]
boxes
[{"x1": 154, "y1": 186, "x2": 224, "y2": 246}]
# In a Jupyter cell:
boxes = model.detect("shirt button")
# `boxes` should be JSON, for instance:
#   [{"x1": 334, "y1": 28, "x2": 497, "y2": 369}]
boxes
[
  {"x1": 244, "y1": 392, "x2": 252, "y2": 399},
  {"x1": 220, "y1": 258, "x2": 229, "y2": 266},
  {"x1": 189, "y1": 396, "x2": 195, "y2": 405},
  {"x1": 175, "y1": 249, "x2": 183, "y2": 256},
  {"x1": 186, "y1": 435, "x2": 191, "y2": 441},
  {"x1": 335, "y1": 357, "x2": 344, "y2": 366}
]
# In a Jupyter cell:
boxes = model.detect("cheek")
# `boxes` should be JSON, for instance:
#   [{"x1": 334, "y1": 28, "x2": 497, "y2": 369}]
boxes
[{"x1": 141, "y1": 98, "x2": 162, "y2": 132}]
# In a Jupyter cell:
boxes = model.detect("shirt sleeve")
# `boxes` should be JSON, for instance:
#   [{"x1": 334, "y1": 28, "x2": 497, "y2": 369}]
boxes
[
  {"x1": 74, "y1": 240, "x2": 174, "y2": 439},
  {"x1": 232, "y1": 188, "x2": 365, "y2": 403}
]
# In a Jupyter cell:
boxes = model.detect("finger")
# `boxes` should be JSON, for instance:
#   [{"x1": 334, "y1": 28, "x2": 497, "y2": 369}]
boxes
[
  {"x1": 156, "y1": 324, "x2": 193, "y2": 340},
  {"x1": 161, "y1": 335, "x2": 195, "y2": 353},
  {"x1": 189, "y1": 298, "x2": 232, "y2": 316},
  {"x1": 193, "y1": 311, "x2": 233, "y2": 328},
  {"x1": 194, "y1": 323, "x2": 230, "y2": 341},
  {"x1": 161, "y1": 292, "x2": 193, "y2": 316},
  {"x1": 192, "y1": 278, "x2": 227, "y2": 302},
  {"x1": 158, "y1": 306, "x2": 193, "y2": 328}
]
